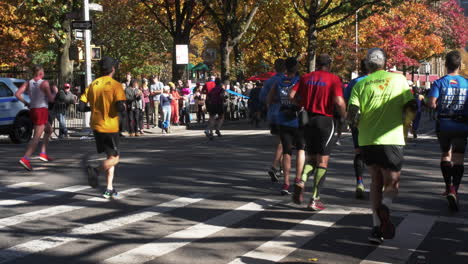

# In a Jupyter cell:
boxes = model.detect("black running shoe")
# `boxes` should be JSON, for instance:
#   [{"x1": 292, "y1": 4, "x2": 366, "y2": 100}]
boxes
[
  {"x1": 368, "y1": 226, "x2": 384, "y2": 244},
  {"x1": 268, "y1": 167, "x2": 280, "y2": 182},
  {"x1": 103, "y1": 189, "x2": 119, "y2": 199},
  {"x1": 87, "y1": 165, "x2": 99, "y2": 188},
  {"x1": 215, "y1": 130, "x2": 222, "y2": 137},
  {"x1": 377, "y1": 204, "x2": 395, "y2": 239}
]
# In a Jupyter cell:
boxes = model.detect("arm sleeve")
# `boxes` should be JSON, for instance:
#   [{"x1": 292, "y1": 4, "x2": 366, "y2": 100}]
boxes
[
  {"x1": 428, "y1": 81, "x2": 440, "y2": 99},
  {"x1": 333, "y1": 76, "x2": 344, "y2": 97}
]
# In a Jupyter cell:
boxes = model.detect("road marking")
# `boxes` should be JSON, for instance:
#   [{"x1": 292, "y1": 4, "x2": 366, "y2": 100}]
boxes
[
  {"x1": 0, "y1": 194, "x2": 207, "y2": 264},
  {"x1": 0, "y1": 188, "x2": 142, "y2": 229},
  {"x1": 228, "y1": 208, "x2": 349, "y2": 264},
  {"x1": 104, "y1": 198, "x2": 280, "y2": 264},
  {"x1": 360, "y1": 213, "x2": 436, "y2": 264},
  {"x1": 0, "y1": 182, "x2": 43, "y2": 193},
  {"x1": 0, "y1": 185, "x2": 90, "y2": 207}
]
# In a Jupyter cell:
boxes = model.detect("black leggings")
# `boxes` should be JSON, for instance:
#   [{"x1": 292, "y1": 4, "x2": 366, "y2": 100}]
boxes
[
  {"x1": 145, "y1": 103, "x2": 153, "y2": 126},
  {"x1": 128, "y1": 109, "x2": 141, "y2": 134}
]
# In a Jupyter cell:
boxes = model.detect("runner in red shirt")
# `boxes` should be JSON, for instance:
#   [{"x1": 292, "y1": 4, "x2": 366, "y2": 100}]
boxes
[
  {"x1": 289, "y1": 54, "x2": 347, "y2": 210},
  {"x1": 204, "y1": 76, "x2": 216, "y2": 93}
]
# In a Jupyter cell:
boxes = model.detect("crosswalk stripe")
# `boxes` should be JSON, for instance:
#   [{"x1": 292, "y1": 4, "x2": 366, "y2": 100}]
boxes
[
  {"x1": 228, "y1": 208, "x2": 350, "y2": 264},
  {"x1": 360, "y1": 213, "x2": 436, "y2": 264},
  {"x1": 0, "y1": 194, "x2": 207, "y2": 264},
  {"x1": 0, "y1": 182, "x2": 43, "y2": 193},
  {"x1": 103, "y1": 198, "x2": 280, "y2": 264},
  {"x1": 0, "y1": 185, "x2": 90, "y2": 207},
  {"x1": 0, "y1": 188, "x2": 142, "y2": 229}
]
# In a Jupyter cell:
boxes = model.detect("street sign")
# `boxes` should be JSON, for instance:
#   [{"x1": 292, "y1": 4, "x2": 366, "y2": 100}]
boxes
[
  {"x1": 176, "y1": 44, "x2": 189, "y2": 65},
  {"x1": 89, "y1": 3, "x2": 103, "y2": 12},
  {"x1": 71, "y1": 20, "x2": 93, "y2": 30}
]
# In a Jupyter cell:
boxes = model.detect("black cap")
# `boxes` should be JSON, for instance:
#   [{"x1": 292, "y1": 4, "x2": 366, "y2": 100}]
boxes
[{"x1": 99, "y1": 56, "x2": 117, "y2": 75}]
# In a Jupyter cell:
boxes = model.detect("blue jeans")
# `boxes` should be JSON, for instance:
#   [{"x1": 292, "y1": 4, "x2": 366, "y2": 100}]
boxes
[{"x1": 162, "y1": 105, "x2": 171, "y2": 129}]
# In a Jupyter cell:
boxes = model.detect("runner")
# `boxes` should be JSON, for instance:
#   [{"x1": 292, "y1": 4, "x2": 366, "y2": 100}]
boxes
[
  {"x1": 16, "y1": 65, "x2": 57, "y2": 171},
  {"x1": 204, "y1": 78, "x2": 225, "y2": 140},
  {"x1": 344, "y1": 59, "x2": 368, "y2": 199},
  {"x1": 427, "y1": 50, "x2": 468, "y2": 212},
  {"x1": 260, "y1": 58, "x2": 286, "y2": 182},
  {"x1": 347, "y1": 48, "x2": 416, "y2": 244},
  {"x1": 289, "y1": 54, "x2": 346, "y2": 209},
  {"x1": 267, "y1": 57, "x2": 304, "y2": 195},
  {"x1": 78, "y1": 57, "x2": 127, "y2": 199}
]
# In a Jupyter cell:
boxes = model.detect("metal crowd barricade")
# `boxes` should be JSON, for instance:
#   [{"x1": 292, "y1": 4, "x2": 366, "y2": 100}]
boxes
[{"x1": 50, "y1": 103, "x2": 86, "y2": 136}]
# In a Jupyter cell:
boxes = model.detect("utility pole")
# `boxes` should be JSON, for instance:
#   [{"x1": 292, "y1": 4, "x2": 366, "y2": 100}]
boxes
[{"x1": 82, "y1": 0, "x2": 92, "y2": 129}]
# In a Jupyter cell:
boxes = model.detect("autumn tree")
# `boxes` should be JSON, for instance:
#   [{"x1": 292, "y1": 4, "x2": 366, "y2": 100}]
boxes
[
  {"x1": 141, "y1": 0, "x2": 206, "y2": 81},
  {"x1": 202, "y1": 0, "x2": 262, "y2": 82},
  {"x1": 292, "y1": 0, "x2": 404, "y2": 72},
  {"x1": 94, "y1": 0, "x2": 171, "y2": 78}
]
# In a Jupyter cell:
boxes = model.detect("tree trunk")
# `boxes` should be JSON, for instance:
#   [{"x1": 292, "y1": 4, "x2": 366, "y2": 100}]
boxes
[
  {"x1": 306, "y1": 22, "x2": 318, "y2": 73},
  {"x1": 59, "y1": 21, "x2": 74, "y2": 87},
  {"x1": 234, "y1": 44, "x2": 244, "y2": 81},
  {"x1": 172, "y1": 34, "x2": 190, "y2": 82},
  {"x1": 220, "y1": 38, "x2": 232, "y2": 83}
]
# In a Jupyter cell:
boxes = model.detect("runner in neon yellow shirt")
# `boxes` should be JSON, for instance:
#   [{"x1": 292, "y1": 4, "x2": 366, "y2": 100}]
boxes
[{"x1": 347, "y1": 48, "x2": 416, "y2": 244}]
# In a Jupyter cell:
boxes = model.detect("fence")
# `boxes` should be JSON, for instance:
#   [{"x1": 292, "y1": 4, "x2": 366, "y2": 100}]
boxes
[{"x1": 50, "y1": 103, "x2": 87, "y2": 136}]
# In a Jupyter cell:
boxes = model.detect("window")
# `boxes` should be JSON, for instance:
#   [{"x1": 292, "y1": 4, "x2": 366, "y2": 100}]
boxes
[{"x1": 0, "y1": 83, "x2": 13, "y2": 97}]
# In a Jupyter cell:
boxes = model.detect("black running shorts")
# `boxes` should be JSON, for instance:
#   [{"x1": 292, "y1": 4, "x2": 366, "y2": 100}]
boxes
[
  {"x1": 93, "y1": 131, "x2": 120, "y2": 157},
  {"x1": 361, "y1": 145, "x2": 404, "y2": 172},
  {"x1": 279, "y1": 126, "x2": 306, "y2": 155},
  {"x1": 207, "y1": 104, "x2": 224, "y2": 116},
  {"x1": 437, "y1": 130, "x2": 468, "y2": 154},
  {"x1": 304, "y1": 115, "x2": 336, "y2": 155},
  {"x1": 270, "y1": 123, "x2": 280, "y2": 135}
]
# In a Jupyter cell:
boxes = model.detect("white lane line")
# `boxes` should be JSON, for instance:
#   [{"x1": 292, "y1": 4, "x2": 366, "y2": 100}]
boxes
[
  {"x1": 228, "y1": 208, "x2": 349, "y2": 264},
  {"x1": 104, "y1": 198, "x2": 280, "y2": 264},
  {"x1": 0, "y1": 185, "x2": 90, "y2": 207},
  {"x1": 0, "y1": 188, "x2": 142, "y2": 229},
  {"x1": 0, "y1": 182, "x2": 43, "y2": 193},
  {"x1": 360, "y1": 213, "x2": 436, "y2": 264},
  {"x1": 0, "y1": 194, "x2": 207, "y2": 264}
]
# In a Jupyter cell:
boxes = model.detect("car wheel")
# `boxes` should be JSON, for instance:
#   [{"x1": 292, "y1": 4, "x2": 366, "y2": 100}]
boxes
[{"x1": 9, "y1": 115, "x2": 33, "y2": 144}]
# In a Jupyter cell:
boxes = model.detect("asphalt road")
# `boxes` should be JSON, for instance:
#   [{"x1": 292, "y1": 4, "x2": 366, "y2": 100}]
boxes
[{"x1": 0, "y1": 119, "x2": 466, "y2": 264}]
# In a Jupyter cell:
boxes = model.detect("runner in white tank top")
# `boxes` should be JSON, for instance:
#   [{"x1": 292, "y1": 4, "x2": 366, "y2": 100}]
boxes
[{"x1": 15, "y1": 65, "x2": 57, "y2": 171}]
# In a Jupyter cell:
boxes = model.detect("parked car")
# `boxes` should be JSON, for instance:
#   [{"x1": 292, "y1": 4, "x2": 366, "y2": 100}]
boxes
[{"x1": 0, "y1": 78, "x2": 32, "y2": 143}]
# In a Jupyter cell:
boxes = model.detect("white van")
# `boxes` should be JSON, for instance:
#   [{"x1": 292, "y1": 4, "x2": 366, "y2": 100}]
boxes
[{"x1": 0, "y1": 78, "x2": 32, "y2": 143}]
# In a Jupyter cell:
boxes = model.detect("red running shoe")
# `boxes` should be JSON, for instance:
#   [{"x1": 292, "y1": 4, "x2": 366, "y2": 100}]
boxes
[
  {"x1": 19, "y1": 157, "x2": 33, "y2": 171},
  {"x1": 39, "y1": 153, "x2": 53, "y2": 162},
  {"x1": 308, "y1": 199, "x2": 326, "y2": 211}
]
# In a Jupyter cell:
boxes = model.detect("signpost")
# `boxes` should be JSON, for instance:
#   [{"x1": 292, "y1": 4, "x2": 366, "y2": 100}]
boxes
[
  {"x1": 176, "y1": 45, "x2": 189, "y2": 65},
  {"x1": 71, "y1": 20, "x2": 93, "y2": 30}
]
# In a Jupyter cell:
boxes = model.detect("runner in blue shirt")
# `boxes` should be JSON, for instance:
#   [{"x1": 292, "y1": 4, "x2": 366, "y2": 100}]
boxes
[
  {"x1": 344, "y1": 59, "x2": 368, "y2": 199},
  {"x1": 260, "y1": 59, "x2": 286, "y2": 182},
  {"x1": 428, "y1": 50, "x2": 468, "y2": 212}
]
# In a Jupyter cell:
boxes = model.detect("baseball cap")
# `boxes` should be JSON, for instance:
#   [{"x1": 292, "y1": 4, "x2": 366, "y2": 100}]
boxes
[{"x1": 64, "y1": 83, "x2": 71, "y2": 88}]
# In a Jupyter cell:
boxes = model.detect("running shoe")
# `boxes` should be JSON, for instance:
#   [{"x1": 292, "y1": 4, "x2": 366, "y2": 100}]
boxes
[
  {"x1": 19, "y1": 157, "x2": 33, "y2": 171},
  {"x1": 280, "y1": 184, "x2": 291, "y2": 195},
  {"x1": 268, "y1": 167, "x2": 281, "y2": 182},
  {"x1": 355, "y1": 183, "x2": 365, "y2": 199},
  {"x1": 215, "y1": 130, "x2": 222, "y2": 137},
  {"x1": 447, "y1": 186, "x2": 459, "y2": 212},
  {"x1": 39, "y1": 153, "x2": 53, "y2": 162},
  {"x1": 87, "y1": 165, "x2": 99, "y2": 188},
  {"x1": 368, "y1": 226, "x2": 384, "y2": 244},
  {"x1": 293, "y1": 181, "x2": 305, "y2": 204},
  {"x1": 103, "y1": 189, "x2": 119, "y2": 199},
  {"x1": 204, "y1": 130, "x2": 213, "y2": 140},
  {"x1": 308, "y1": 199, "x2": 326, "y2": 211},
  {"x1": 377, "y1": 204, "x2": 395, "y2": 239}
]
